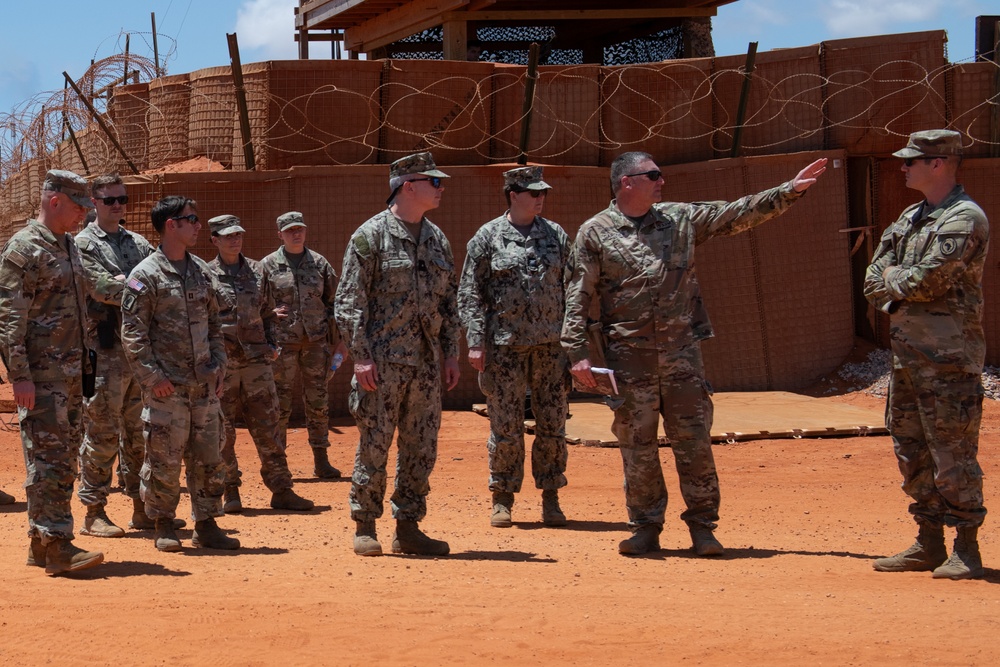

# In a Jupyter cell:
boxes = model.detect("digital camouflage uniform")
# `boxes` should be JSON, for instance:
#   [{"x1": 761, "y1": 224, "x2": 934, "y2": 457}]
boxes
[
  {"x1": 0, "y1": 219, "x2": 92, "y2": 545},
  {"x1": 562, "y1": 183, "x2": 806, "y2": 530},
  {"x1": 75, "y1": 221, "x2": 154, "y2": 506},
  {"x1": 458, "y1": 194, "x2": 572, "y2": 495},
  {"x1": 864, "y1": 184, "x2": 989, "y2": 529},
  {"x1": 121, "y1": 249, "x2": 228, "y2": 522},
  {"x1": 208, "y1": 253, "x2": 294, "y2": 493},
  {"x1": 335, "y1": 209, "x2": 461, "y2": 522},
  {"x1": 259, "y1": 243, "x2": 341, "y2": 450}
]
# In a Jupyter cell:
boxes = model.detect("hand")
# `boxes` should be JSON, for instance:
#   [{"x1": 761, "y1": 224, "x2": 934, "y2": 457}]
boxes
[
  {"x1": 13, "y1": 380, "x2": 35, "y2": 410},
  {"x1": 114, "y1": 273, "x2": 126, "y2": 282},
  {"x1": 791, "y1": 157, "x2": 828, "y2": 193},
  {"x1": 468, "y1": 346, "x2": 485, "y2": 372},
  {"x1": 354, "y1": 358, "x2": 379, "y2": 392},
  {"x1": 274, "y1": 305, "x2": 289, "y2": 320},
  {"x1": 882, "y1": 266, "x2": 894, "y2": 280},
  {"x1": 152, "y1": 378, "x2": 175, "y2": 398},
  {"x1": 570, "y1": 358, "x2": 596, "y2": 389},
  {"x1": 443, "y1": 356, "x2": 460, "y2": 391}
]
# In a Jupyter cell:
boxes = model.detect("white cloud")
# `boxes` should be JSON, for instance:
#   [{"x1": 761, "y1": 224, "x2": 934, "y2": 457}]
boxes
[
  {"x1": 235, "y1": 0, "x2": 299, "y2": 59},
  {"x1": 821, "y1": 0, "x2": 945, "y2": 36}
]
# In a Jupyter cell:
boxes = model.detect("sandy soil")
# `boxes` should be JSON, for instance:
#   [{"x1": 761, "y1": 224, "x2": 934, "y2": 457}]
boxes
[{"x1": 1, "y1": 389, "x2": 999, "y2": 666}]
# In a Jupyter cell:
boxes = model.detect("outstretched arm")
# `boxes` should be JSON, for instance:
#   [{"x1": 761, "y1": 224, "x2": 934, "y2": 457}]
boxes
[{"x1": 791, "y1": 158, "x2": 828, "y2": 193}]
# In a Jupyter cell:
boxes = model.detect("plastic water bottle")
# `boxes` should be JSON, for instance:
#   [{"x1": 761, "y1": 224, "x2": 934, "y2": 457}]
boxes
[{"x1": 330, "y1": 352, "x2": 344, "y2": 372}]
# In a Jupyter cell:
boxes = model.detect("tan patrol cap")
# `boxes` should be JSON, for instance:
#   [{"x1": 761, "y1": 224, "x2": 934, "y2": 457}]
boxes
[
  {"x1": 892, "y1": 129, "x2": 964, "y2": 159},
  {"x1": 43, "y1": 170, "x2": 95, "y2": 209},
  {"x1": 208, "y1": 214, "x2": 246, "y2": 236}
]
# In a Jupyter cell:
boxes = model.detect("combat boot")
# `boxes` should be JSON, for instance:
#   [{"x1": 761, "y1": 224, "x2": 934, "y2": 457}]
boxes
[
  {"x1": 392, "y1": 520, "x2": 450, "y2": 556},
  {"x1": 689, "y1": 525, "x2": 725, "y2": 556},
  {"x1": 129, "y1": 497, "x2": 186, "y2": 531},
  {"x1": 224, "y1": 486, "x2": 243, "y2": 514},
  {"x1": 80, "y1": 505, "x2": 126, "y2": 538},
  {"x1": 873, "y1": 523, "x2": 947, "y2": 572},
  {"x1": 192, "y1": 517, "x2": 241, "y2": 550},
  {"x1": 491, "y1": 492, "x2": 514, "y2": 527},
  {"x1": 0, "y1": 488, "x2": 15, "y2": 504},
  {"x1": 354, "y1": 520, "x2": 383, "y2": 556},
  {"x1": 270, "y1": 488, "x2": 314, "y2": 511},
  {"x1": 44, "y1": 539, "x2": 103, "y2": 576},
  {"x1": 26, "y1": 536, "x2": 45, "y2": 567},
  {"x1": 312, "y1": 447, "x2": 341, "y2": 479},
  {"x1": 932, "y1": 526, "x2": 984, "y2": 580},
  {"x1": 541, "y1": 489, "x2": 567, "y2": 527},
  {"x1": 154, "y1": 517, "x2": 182, "y2": 552},
  {"x1": 618, "y1": 525, "x2": 661, "y2": 555}
]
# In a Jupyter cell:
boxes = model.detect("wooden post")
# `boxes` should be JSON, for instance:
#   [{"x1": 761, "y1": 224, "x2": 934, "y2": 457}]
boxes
[
  {"x1": 517, "y1": 43, "x2": 541, "y2": 166},
  {"x1": 227, "y1": 33, "x2": 256, "y2": 171},
  {"x1": 63, "y1": 71, "x2": 139, "y2": 174},
  {"x1": 992, "y1": 21, "x2": 1000, "y2": 158},
  {"x1": 299, "y1": 27, "x2": 310, "y2": 59},
  {"x1": 443, "y1": 20, "x2": 467, "y2": 60},
  {"x1": 66, "y1": 122, "x2": 90, "y2": 175},
  {"x1": 124, "y1": 34, "x2": 130, "y2": 88},
  {"x1": 152, "y1": 12, "x2": 161, "y2": 76},
  {"x1": 729, "y1": 41, "x2": 758, "y2": 159}
]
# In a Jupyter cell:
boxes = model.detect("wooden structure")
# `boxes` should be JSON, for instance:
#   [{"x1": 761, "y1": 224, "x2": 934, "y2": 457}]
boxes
[{"x1": 294, "y1": 0, "x2": 737, "y2": 61}]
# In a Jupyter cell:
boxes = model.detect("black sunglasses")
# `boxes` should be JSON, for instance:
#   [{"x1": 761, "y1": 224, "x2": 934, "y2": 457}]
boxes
[
  {"x1": 902, "y1": 157, "x2": 941, "y2": 167},
  {"x1": 626, "y1": 169, "x2": 662, "y2": 181},
  {"x1": 98, "y1": 195, "x2": 129, "y2": 206},
  {"x1": 513, "y1": 188, "x2": 547, "y2": 198},
  {"x1": 410, "y1": 177, "x2": 443, "y2": 188},
  {"x1": 170, "y1": 214, "x2": 200, "y2": 224}
]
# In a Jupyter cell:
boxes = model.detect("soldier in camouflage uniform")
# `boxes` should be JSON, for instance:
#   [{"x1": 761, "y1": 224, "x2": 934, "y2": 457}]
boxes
[
  {"x1": 75, "y1": 173, "x2": 163, "y2": 538},
  {"x1": 865, "y1": 130, "x2": 989, "y2": 580},
  {"x1": 207, "y1": 214, "x2": 314, "y2": 513},
  {"x1": 259, "y1": 211, "x2": 346, "y2": 480},
  {"x1": 121, "y1": 196, "x2": 239, "y2": 552},
  {"x1": 458, "y1": 166, "x2": 572, "y2": 528},
  {"x1": 0, "y1": 170, "x2": 104, "y2": 575},
  {"x1": 335, "y1": 151, "x2": 461, "y2": 557},
  {"x1": 563, "y1": 151, "x2": 828, "y2": 557}
]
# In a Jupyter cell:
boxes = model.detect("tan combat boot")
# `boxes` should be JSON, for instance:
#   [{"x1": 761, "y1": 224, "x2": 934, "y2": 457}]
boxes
[
  {"x1": 541, "y1": 489, "x2": 567, "y2": 527},
  {"x1": 873, "y1": 523, "x2": 947, "y2": 572},
  {"x1": 130, "y1": 497, "x2": 186, "y2": 531},
  {"x1": 0, "y1": 488, "x2": 15, "y2": 504},
  {"x1": 689, "y1": 525, "x2": 725, "y2": 556},
  {"x1": 192, "y1": 517, "x2": 241, "y2": 550},
  {"x1": 932, "y1": 526, "x2": 984, "y2": 580},
  {"x1": 80, "y1": 505, "x2": 126, "y2": 538},
  {"x1": 270, "y1": 488, "x2": 315, "y2": 511},
  {"x1": 392, "y1": 520, "x2": 450, "y2": 556},
  {"x1": 354, "y1": 520, "x2": 383, "y2": 556},
  {"x1": 154, "y1": 517, "x2": 183, "y2": 552},
  {"x1": 26, "y1": 536, "x2": 45, "y2": 567},
  {"x1": 618, "y1": 525, "x2": 661, "y2": 555},
  {"x1": 491, "y1": 492, "x2": 514, "y2": 527},
  {"x1": 312, "y1": 447, "x2": 341, "y2": 479},
  {"x1": 44, "y1": 539, "x2": 104, "y2": 576},
  {"x1": 223, "y1": 486, "x2": 243, "y2": 514}
]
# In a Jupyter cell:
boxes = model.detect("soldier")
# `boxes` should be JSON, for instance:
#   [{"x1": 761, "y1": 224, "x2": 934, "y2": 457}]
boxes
[
  {"x1": 121, "y1": 195, "x2": 238, "y2": 552},
  {"x1": 259, "y1": 212, "x2": 346, "y2": 480},
  {"x1": 864, "y1": 130, "x2": 989, "y2": 580},
  {"x1": 563, "y1": 151, "x2": 827, "y2": 557},
  {"x1": 458, "y1": 166, "x2": 572, "y2": 528},
  {"x1": 206, "y1": 214, "x2": 314, "y2": 513},
  {"x1": 335, "y1": 151, "x2": 461, "y2": 557},
  {"x1": 0, "y1": 169, "x2": 104, "y2": 575},
  {"x1": 75, "y1": 173, "x2": 169, "y2": 537}
]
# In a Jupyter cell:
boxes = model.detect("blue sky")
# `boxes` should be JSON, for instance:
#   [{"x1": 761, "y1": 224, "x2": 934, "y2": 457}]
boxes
[{"x1": 0, "y1": 0, "x2": 992, "y2": 116}]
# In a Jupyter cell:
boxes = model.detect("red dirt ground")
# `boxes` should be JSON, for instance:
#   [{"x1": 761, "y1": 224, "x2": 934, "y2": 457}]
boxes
[{"x1": 1, "y1": 388, "x2": 999, "y2": 666}]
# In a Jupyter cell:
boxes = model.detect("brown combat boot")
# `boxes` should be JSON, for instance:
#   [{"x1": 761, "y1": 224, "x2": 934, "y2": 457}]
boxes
[
  {"x1": 270, "y1": 488, "x2": 314, "y2": 511},
  {"x1": 80, "y1": 505, "x2": 126, "y2": 538},
  {"x1": 491, "y1": 492, "x2": 514, "y2": 528},
  {"x1": 689, "y1": 525, "x2": 725, "y2": 556},
  {"x1": 392, "y1": 520, "x2": 450, "y2": 556},
  {"x1": 354, "y1": 520, "x2": 383, "y2": 556},
  {"x1": 618, "y1": 525, "x2": 661, "y2": 555},
  {"x1": 873, "y1": 523, "x2": 947, "y2": 572},
  {"x1": 44, "y1": 538, "x2": 104, "y2": 576},
  {"x1": 932, "y1": 526, "x2": 984, "y2": 580},
  {"x1": 154, "y1": 517, "x2": 183, "y2": 552},
  {"x1": 130, "y1": 497, "x2": 186, "y2": 531},
  {"x1": 26, "y1": 536, "x2": 45, "y2": 567},
  {"x1": 312, "y1": 447, "x2": 341, "y2": 479},
  {"x1": 192, "y1": 517, "x2": 241, "y2": 550},
  {"x1": 223, "y1": 486, "x2": 243, "y2": 514},
  {"x1": 541, "y1": 489, "x2": 567, "y2": 527},
  {"x1": 0, "y1": 488, "x2": 15, "y2": 504}
]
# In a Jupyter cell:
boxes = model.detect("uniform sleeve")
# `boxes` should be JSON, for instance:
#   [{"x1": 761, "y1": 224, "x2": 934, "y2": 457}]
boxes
[
  {"x1": 561, "y1": 223, "x2": 601, "y2": 365},
  {"x1": 207, "y1": 276, "x2": 228, "y2": 377},
  {"x1": 0, "y1": 244, "x2": 36, "y2": 383},
  {"x1": 120, "y1": 273, "x2": 168, "y2": 391},
  {"x1": 438, "y1": 235, "x2": 461, "y2": 360},
  {"x1": 322, "y1": 258, "x2": 342, "y2": 348},
  {"x1": 77, "y1": 236, "x2": 125, "y2": 306},
  {"x1": 686, "y1": 181, "x2": 805, "y2": 245},
  {"x1": 457, "y1": 231, "x2": 489, "y2": 348},
  {"x1": 334, "y1": 231, "x2": 375, "y2": 362},
  {"x1": 863, "y1": 225, "x2": 900, "y2": 314}
]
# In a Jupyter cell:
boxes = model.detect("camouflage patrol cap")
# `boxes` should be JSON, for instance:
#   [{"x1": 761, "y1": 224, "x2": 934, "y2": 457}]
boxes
[
  {"x1": 42, "y1": 169, "x2": 95, "y2": 209},
  {"x1": 208, "y1": 214, "x2": 246, "y2": 236},
  {"x1": 276, "y1": 211, "x2": 306, "y2": 231},
  {"x1": 892, "y1": 129, "x2": 964, "y2": 159},
  {"x1": 389, "y1": 152, "x2": 450, "y2": 179},
  {"x1": 503, "y1": 166, "x2": 552, "y2": 191}
]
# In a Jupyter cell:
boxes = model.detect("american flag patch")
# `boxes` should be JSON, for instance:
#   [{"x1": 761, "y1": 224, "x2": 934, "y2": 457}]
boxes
[{"x1": 127, "y1": 277, "x2": 146, "y2": 291}]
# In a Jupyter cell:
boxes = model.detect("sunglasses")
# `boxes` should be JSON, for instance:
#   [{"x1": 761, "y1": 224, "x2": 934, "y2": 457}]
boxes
[
  {"x1": 170, "y1": 214, "x2": 200, "y2": 225},
  {"x1": 410, "y1": 177, "x2": 443, "y2": 188},
  {"x1": 98, "y1": 195, "x2": 129, "y2": 206},
  {"x1": 513, "y1": 188, "x2": 548, "y2": 198},
  {"x1": 902, "y1": 157, "x2": 941, "y2": 167},
  {"x1": 626, "y1": 170, "x2": 662, "y2": 182}
]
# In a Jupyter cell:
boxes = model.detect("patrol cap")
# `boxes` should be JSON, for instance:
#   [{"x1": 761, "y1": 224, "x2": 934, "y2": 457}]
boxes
[
  {"x1": 208, "y1": 214, "x2": 246, "y2": 236},
  {"x1": 389, "y1": 151, "x2": 450, "y2": 180},
  {"x1": 42, "y1": 169, "x2": 95, "y2": 209},
  {"x1": 276, "y1": 211, "x2": 306, "y2": 231},
  {"x1": 892, "y1": 129, "x2": 964, "y2": 159},
  {"x1": 504, "y1": 166, "x2": 552, "y2": 191}
]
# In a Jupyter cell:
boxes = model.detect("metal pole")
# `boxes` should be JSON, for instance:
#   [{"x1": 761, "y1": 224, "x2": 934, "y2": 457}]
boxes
[
  {"x1": 517, "y1": 43, "x2": 541, "y2": 166},
  {"x1": 63, "y1": 71, "x2": 139, "y2": 174},
  {"x1": 66, "y1": 122, "x2": 90, "y2": 175},
  {"x1": 729, "y1": 41, "x2": 758, "y2": 159},
  {"x1": 227, "y1": 33, "x2": 256, "y2": 171},
  {"x1": 152, "y1": 12, "x2": 161, "y2": 77}
]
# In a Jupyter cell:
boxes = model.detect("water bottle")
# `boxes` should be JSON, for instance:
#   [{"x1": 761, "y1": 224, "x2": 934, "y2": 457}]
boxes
[{"x1": 330, "y1": 352, "x2": 344, "y2": 373}]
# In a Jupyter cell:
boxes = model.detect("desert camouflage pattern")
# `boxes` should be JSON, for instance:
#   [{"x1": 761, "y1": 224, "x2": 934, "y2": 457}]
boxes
[
  {"x1": 121, "y1": 249, "x2": 228, "y2": 521},
  {"x1": 502, "y1": 166, "x2": 550, "y2": 190},
  {"x1": 208, "y1": 254, "x2": 293, "y2": 492},
  {"x1": 864, "y1": 184, "x2": 989, "y2": 528},
  {"x1": 75, "y1": 221, "x2": 154, "y2": 506},
  {"x1": 389, "y1": 151, "x2": 449, "y2": 179}
]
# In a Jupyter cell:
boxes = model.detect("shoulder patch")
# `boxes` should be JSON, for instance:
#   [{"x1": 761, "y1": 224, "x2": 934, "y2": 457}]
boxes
[
  {"x1": 2, "y1": 249, "x2": 29, "y2": 269},
  {"x1": 122, "y1": 292, "x2": 138, "y2": 313},
  {"x1": 127, "y1": 277, "x2": 147, "y2": 292},
  {"x1": 938, "y1": 234, "x2": 967, "y2": 257},
  {"x1": 352, "y1": 234, "x2": 371, "y2": 257}
]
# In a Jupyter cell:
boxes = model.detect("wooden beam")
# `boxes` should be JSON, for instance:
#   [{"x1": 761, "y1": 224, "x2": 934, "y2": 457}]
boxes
[
  {"x1": 345, "y1": 0, "x2": 469, "y2": 52},
  {"x1": 295, "y1": 31, "x2": 344, "y2": 41},
  {"x1": 443, "y1": 8, "x2": 716, "y2": 21},
  {"x1": 442, "y1": 20, "x2": 468, "y2": 60},
  {"x1": 297, "y1": 0, "x2": 371, "y2": 29}
]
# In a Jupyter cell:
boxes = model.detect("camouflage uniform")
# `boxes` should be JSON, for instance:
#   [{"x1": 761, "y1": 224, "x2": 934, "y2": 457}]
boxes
[
  {"x1": 75, "y1": 221, "x2": 154, "y2": 506},
  {"x1": 335, "y1": 209, "x2": 461, "y2": 522},
  {"x1": 864, "y1": 184, "x2": 989, "y2": 528},
  {"x1": 0, "y1": 219, "x2": 92, "y2": 544},
  {"x1": 121, "y1": 249, "x2": 228, "y2": 522},
  {"x1": 259, "y1": 244, "x2": 340, "y2": 450},
  {"x1": 562, "y1": 184, "x2": 806, "y2": 530},
  {"x1": 458, "y1": 206, "x2": 572, "y2": 495},
  {"x1": 208, "y1": 253, "x2": 294, "y2": 493}
]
